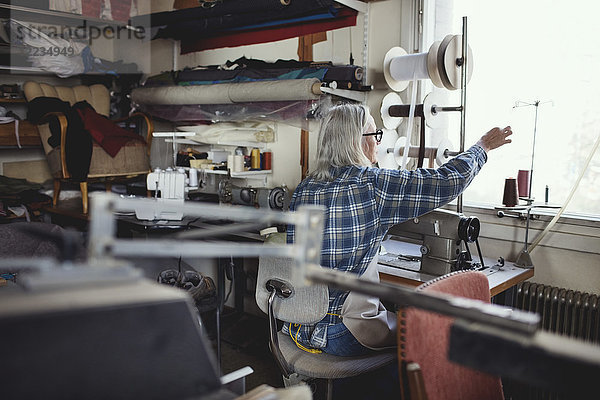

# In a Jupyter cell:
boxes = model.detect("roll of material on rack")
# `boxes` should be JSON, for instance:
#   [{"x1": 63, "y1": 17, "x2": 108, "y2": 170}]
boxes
[
  {"x1": 422, "y1": 91, "x2": 449, "y2": 129},
  {"x1": 427, "y1": 40, "x2": 444, "y2": 88},
  {"x1": 435, "y1": 138, "x2": 454, "y2": 166},
  {"x1": 383, "y1": 35, "x2": 474, "y2": 92},
  {"x1": 131, "y1": 78, "x2": 322, "y2": 105},
  {"x1": 380, "y1": 92, "x2": 404, "y2": 130},
  {"x1": 377, "y1": 128, "x2": 400, "y2": 170},
  {"x1": 383, "y1": 47, "x2": 409, "y2": 92},
  {"x1": 389, "y1": 53, "x2": 430, "y2": 83},
  {"x1": 380, "y1": 91, "x2": 450, "y2": 131},
  {"x1": 393, "y1": 136, "x2": 410, "y2": 167},
  {"x1": 380, "y1": 136, "x2": 456, "y2": 169},
  {"x1": 438, "y1": 34, "x2": 474, "y2": 90}
]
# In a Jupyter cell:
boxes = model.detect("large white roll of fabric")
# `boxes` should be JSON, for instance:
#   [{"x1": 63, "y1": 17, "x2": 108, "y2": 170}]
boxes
[
  {"x1": 382, "y1": 35, "x2": 473, "y2": 92},
  {"x1": 389, "y1": 53, "x2": 429, "y2": 82},
  {"x1": 131, "y1": 79, "x2": 322, "y2": 105}
]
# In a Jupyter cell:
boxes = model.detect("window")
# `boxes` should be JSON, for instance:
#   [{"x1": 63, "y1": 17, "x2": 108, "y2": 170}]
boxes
[{"x1": 424, "y1": 0, "x2": 600, "y2": 217}]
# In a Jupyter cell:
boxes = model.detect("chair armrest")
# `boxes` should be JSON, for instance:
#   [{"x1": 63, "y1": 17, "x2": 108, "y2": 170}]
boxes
[
  {"x1": 38, "y1": 112, "x2": 70, "y2": 179},
  {"x1": 221, "y1": 366, "x2": 254, "y2": 395},
  {"x1": 114, "y1": 112, "x2": 154, "y2": 157}
]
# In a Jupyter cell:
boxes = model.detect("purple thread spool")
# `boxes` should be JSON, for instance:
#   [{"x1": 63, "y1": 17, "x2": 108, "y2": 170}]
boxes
[{"x1": 502, "y1": 178, "x2": 519, "y2": 207}]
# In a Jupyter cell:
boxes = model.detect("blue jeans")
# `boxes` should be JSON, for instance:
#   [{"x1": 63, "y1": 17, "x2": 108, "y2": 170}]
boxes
[
  {"x1": 322, "y1": 322, "x2": 374, "y2": 357},
  {"x1": 324, "y1": 323, "x2": 401, "y2": 399}
]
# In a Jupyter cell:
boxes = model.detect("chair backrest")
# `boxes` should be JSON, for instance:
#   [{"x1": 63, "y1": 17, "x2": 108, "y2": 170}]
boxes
[
  {"x1": 23, "y1": 81, "x2": 110, "y2": 117},
  {"x1": 255, "y1": 233, "x2": 329, "y2": 324},
  {"x1": 256, "y1": 256, "x2": 330, "y2": 324},
  {"x1": 400, "y1": 270, "x2": 504, "y2": 400}
]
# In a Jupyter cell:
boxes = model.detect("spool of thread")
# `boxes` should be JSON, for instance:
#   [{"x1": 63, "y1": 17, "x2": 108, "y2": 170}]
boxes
[
  {"x1": 251, "y1": 148, "x2": 261, "y2": 170},
  {"x1": 263, "y1": 151, "x2": 272, "y2": 170},
  {"x1": 502, "y1": 178, "x2": 519, "y2": 207},
  {"x1": 517, "y1": 170, "x2": 530, "y2": 198},
  {"x1": 233, "y1": 154, "x2": 245, "y2": 172},
  {"x1": 233, "y1": 155, "x2": 244, "y2": 172},
  {"x1": 188, "y1": 168, "x2": 198, "y2": 187}
]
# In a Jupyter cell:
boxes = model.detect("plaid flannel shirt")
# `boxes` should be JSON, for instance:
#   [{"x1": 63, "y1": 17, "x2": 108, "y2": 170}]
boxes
[{"x1": 284, "y1": 144, "x2": 487, "y2": 349}]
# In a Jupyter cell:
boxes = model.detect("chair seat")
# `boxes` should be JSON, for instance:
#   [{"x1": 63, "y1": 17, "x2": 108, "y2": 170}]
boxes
[
  {"x1": 88, "y1": 140, "x2": 149, "y2": 177},
  {"x1": 278, "y1": 331, "x2": 396, "y2": 380}
]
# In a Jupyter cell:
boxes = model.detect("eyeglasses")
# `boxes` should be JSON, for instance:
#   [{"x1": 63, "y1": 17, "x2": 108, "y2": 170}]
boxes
[{"x1": 362, "y1": 129, "x2": 383, "y2": 144}]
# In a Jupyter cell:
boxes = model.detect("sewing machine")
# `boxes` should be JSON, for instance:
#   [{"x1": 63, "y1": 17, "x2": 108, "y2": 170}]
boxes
[
  {"x1": 135, "y1": 168, "x2": 187, "y2": 220},
  {"x1": 380, "y1": 209, "x2": 483, "y2": 276}
]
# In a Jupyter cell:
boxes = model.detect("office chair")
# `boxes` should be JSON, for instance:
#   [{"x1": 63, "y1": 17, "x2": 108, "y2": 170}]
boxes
[
  {"x1": 255, "y1": 242, "x2": 396, "y2": 400},
  {"x1": 398, "y1": 270, "x2": 505, "y2": 400}
]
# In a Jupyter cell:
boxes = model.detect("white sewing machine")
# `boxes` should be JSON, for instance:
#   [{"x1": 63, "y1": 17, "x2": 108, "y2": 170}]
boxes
[
  {"x1": 135, "y1": 168, "x2": 187, "y2": 221},
  {"x1": 379, "y1": 209, "x2": 483, "y2": 276}
]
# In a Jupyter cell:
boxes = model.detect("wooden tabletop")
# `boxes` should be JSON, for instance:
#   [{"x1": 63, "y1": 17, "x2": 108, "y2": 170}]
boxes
[{"x1": 379, "y1": 263, "x2": 534, "y2": 297}]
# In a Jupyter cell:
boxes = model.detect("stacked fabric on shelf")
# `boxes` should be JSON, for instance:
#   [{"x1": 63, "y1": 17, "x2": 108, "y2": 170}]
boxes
[
  {"x1": 145, "y1": 57, "x2": 367, "y2": 91},
  {"x1": 131, "y1": 0, "x2": 357, "y2": 52},
  {"x1": 131, "y1": 57, "x2": 369, "y2": 126}
]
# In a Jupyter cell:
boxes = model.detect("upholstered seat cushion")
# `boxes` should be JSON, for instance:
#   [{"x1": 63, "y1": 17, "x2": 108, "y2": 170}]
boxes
[{"x1": 278, "y1": 331, "x2": 396, "y2": 379}]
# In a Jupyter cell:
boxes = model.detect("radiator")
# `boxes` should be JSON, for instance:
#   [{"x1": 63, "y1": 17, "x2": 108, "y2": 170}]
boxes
[{"x1": 503, "y1": 281, "x2": 600, "y2": 400}]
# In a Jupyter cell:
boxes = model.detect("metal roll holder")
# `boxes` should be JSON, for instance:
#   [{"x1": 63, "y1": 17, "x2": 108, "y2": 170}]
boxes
[
  {"x1": 381, "y1": 17, "x2": 471, "y2": 213},
  {"x1": 496, "y1": 203, "x2": 561, "y2": 268}
]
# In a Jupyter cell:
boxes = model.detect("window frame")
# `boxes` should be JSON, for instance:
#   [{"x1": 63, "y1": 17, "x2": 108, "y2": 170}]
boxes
[{"x1": 407, "y1": 0, "x2": 600, "y2": 244}]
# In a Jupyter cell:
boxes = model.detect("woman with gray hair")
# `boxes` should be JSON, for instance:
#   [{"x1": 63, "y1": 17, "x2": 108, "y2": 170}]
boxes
[{"x1": 286, "y1": 102, "x2": 513, "y2": 358}]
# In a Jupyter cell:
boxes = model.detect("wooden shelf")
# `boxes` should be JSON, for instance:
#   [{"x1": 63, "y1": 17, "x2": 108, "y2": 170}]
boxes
[
  {"x1": 205, "y1": 169, "x2": 271, "y2": 177},
  {"x1": 0, "y1": 98, "x2": 25, "y2": 103},
  {"x1": 0, "y1": 120, "x2": 41, "y2": 147}
]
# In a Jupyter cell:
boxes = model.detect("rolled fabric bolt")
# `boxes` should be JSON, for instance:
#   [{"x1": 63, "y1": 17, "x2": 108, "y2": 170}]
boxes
[
  {"x1": 227, "y1": 155, "x2": 234, "y2": 171},
  {"x1": 517, "y1": 170, "x2": 530, "y2": 198},
  {"x1": 502, "y1": 178, "x2": 519, "y2": 207}
]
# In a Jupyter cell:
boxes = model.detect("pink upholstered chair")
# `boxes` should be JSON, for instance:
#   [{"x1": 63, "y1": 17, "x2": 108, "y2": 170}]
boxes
[{"x1": 398, "y1": 270, "x2": 505, "y2": 400}]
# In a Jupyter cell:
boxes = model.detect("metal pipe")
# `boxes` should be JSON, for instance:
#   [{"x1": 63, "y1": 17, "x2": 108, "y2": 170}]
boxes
[
  {"x1": 306, "y1": 265, "x2": 540, "y2": 335},
  {"x1": 457, "y1": 16, "x2": 468, "y2": 214},
  {"x1": 267, "y1": 290, "x2": 293, "y2": 378},
  {"x1": 529, "y1": 101, "x2": 540, "y2": 201},
  {"x1": 431, "y1": 105, "x2": 463, "y2": 114}
]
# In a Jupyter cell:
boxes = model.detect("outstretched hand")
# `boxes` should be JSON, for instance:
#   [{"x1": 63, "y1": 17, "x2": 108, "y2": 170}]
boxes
[{"x1": 477, "y1": 126, "x2": 513, "y2": 153}]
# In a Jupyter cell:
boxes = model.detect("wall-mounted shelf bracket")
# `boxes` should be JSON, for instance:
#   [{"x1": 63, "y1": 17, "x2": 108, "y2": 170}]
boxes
[
  {"x1": 320, "y1": 86, "x2": 367, "y2": 103},
  {"x1": 335, "y1": 0, "x2": 368, "y2": 13}
]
